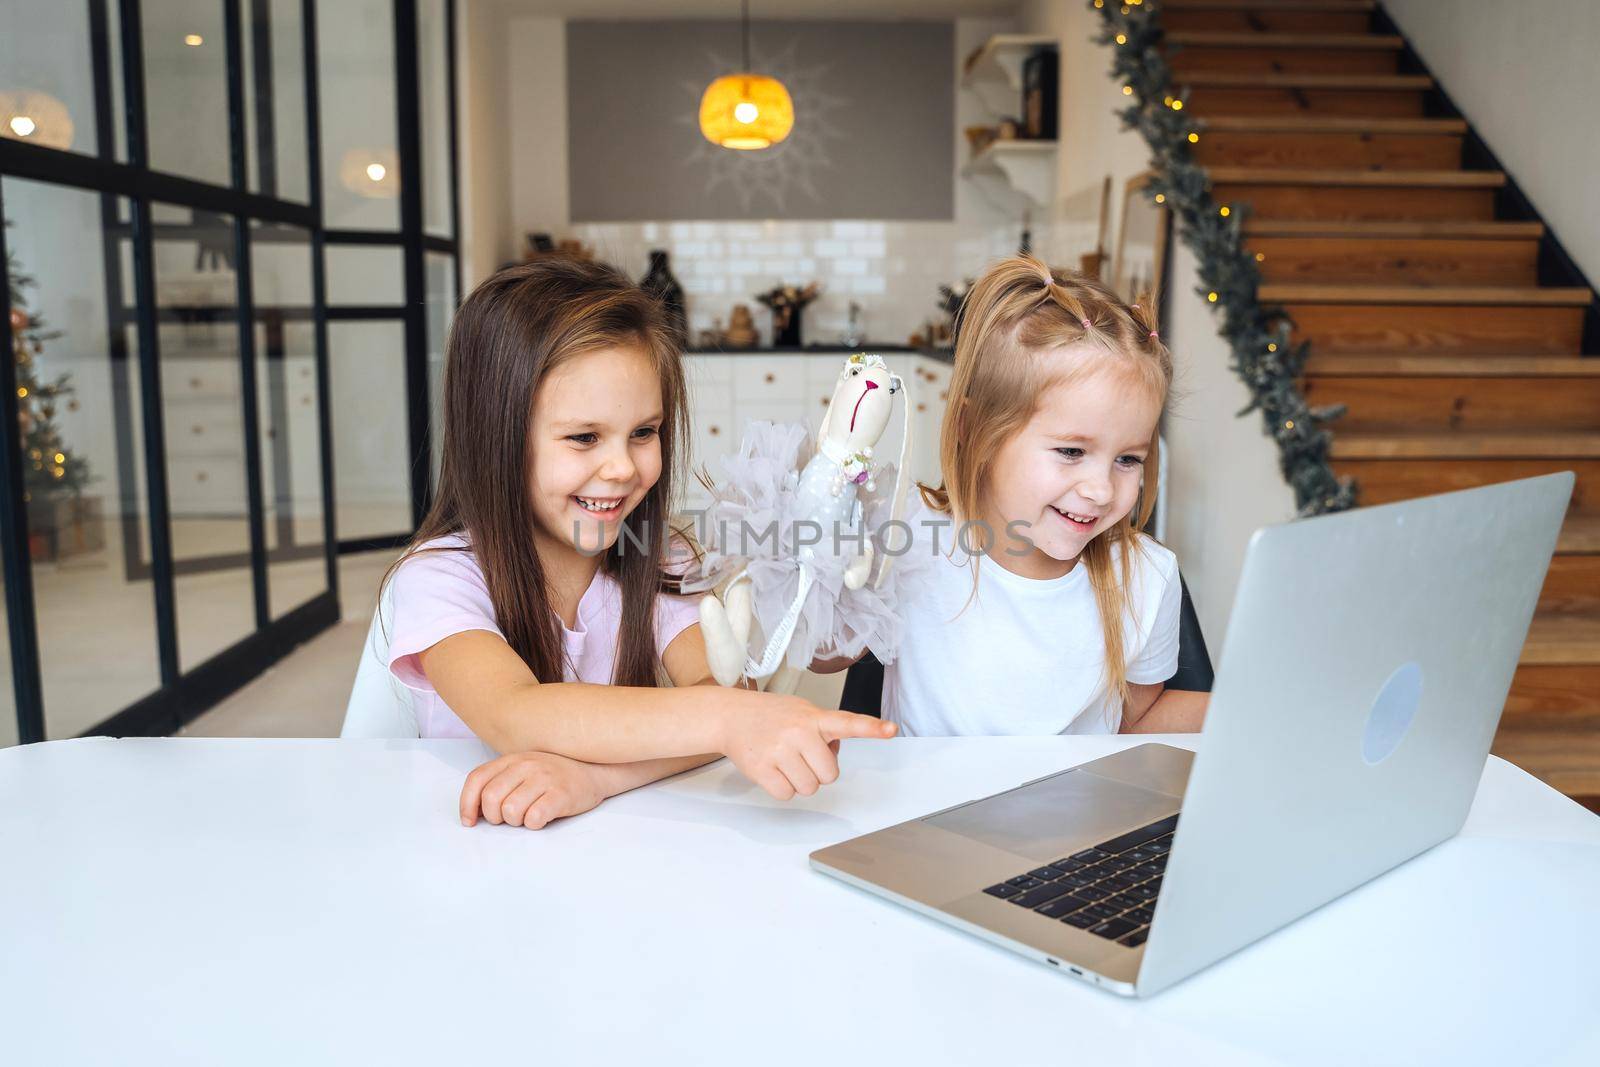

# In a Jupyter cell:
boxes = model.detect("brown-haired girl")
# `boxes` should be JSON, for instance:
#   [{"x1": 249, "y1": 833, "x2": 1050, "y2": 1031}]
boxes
[
  {"x1": 820, "y1": 254, "x2": 1206, "y2": 735},
  {"x1": 383, "y1": 259, "x2": 892, "y2": 829}
]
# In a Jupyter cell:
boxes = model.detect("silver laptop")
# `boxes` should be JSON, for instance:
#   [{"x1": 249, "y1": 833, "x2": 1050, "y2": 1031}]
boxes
[{"x1": 811, "y1": 473, "x2": 1573, "y2": 996}]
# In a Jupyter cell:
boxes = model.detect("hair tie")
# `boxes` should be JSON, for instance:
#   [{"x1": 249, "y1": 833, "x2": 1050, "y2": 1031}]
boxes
[
  {"x1": 1081, "y1": 318, "x2": 1092, "y2": 328},
  {"x1": 1149, "y1": 330, "x2": 1159, "y2": 339},
  {"x1": 1131, "y1": 303, "x2": 1140, "y2": 310}
]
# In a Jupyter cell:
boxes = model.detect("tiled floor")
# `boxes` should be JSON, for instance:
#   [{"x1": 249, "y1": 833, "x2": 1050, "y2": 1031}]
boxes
[{"x1": 180, "y1": 548, "x2": 847, "y2": 740}]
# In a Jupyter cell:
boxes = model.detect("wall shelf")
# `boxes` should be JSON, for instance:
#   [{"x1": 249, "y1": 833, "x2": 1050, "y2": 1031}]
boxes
[
  {"x1": 961, "y1": 140, "x2": 1059, "y2": 212},
  {"x1": 961, "y1": 33, "x2": 1057, "y2": 115}
]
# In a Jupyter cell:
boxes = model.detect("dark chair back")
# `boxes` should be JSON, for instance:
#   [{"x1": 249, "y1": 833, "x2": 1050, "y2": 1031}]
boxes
[{"x1": 839, "y1": 572, "x2": 1213, "y2": 717}]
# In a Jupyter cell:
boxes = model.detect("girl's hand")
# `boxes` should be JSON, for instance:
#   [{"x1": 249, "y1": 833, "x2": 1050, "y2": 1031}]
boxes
[
  {"x1": 716, "y1": 693, "x2": 897, "y2": 800},
  {"x1": 460, "y1": 751, "x2": 608, "y2": 829}
]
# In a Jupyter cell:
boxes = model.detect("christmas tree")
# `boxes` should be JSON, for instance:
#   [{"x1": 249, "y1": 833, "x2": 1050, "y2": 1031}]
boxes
[{"x1": 6, "y1": 220, "x2": 91, "y2": 506}]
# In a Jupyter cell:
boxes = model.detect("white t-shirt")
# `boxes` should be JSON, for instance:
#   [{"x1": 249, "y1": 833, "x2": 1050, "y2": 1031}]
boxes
[{"x1": 881, "y1": 521, "x2": 1182, "y2": 736}]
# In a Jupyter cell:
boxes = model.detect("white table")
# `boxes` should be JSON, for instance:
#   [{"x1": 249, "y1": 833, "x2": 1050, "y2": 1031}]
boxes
[{"x1": 2, "y1": 736, "x2": 1597, "y2": 1066}]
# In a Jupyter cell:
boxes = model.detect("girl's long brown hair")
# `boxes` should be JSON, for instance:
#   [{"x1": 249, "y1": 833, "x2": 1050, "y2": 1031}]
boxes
[
  {"x1": 386, "y1": 257, "x2": 689, "y2": 687},
  {"x1": 922, "y1": 254, "x2": 1173, "y2": 713}
]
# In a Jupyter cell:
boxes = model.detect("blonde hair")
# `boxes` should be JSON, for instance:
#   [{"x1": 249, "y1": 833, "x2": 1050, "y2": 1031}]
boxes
[{"x1": 921, "y1": 254, "x2": 1173, "y2": 713}]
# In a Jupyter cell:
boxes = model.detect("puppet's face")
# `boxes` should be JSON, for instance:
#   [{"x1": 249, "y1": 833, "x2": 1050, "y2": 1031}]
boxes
[{"x1": 824, "y1": 355, "x2": 898, "y2": 451}]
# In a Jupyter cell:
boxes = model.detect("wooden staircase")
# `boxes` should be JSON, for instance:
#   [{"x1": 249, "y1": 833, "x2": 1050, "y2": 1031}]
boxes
[{"x1": 1164, "y1": 0, "x2": 1600, "y2": 803}]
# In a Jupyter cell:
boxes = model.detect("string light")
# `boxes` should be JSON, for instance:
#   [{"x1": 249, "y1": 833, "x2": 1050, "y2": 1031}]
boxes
[
  {"x1": 1255, "y1": 252, "x2": 1265, "y2": 262},
  {"x1": 1154, "y1": 193, "x2": 1165, "y2": 203},
  {"x1": 1187, "y1": 132, "x2": 1200, "y2": 143},
  {"x1": 1094, "y1": 0, "x2": 1103, "y2": 7},
  {"x1": 1116, "y1": 34, "x2": 1127, "y2": 45},
  {"x1": 1220, "y1": 206, "x2": 1230, "y2": 217},
  {"x1": 1267, "y1": 343, "x2": 1278, "y2": 352},
  {"x1": 1207, "y1": 292, "x2": 1218, "y2": 303},
  {"x1": 1122, "y1": 85, "x2": 1133, "y2": 95},
  {"x1": 1285, "y1": 420, "x2": 1295, "y2": 430},
  {"x1": 53, "y1": 452, "x2": 64, "y2": 464},
  {"x1": 16, "y1": 387, "x2": 26, "y2": 398},
  {"x1": 1171, "y1": 100, "x2": 1183, "y2": 111}
]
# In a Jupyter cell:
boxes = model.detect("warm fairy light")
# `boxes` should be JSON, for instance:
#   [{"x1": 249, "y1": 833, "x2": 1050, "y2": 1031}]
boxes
[
  {"x1": 16, "y1": 387, "x2": 26, "y2": 398},
  {"x1": 1154, "y1": 193, "x2": 1165, "y2": 203},
  {"x1": 1188, "y1": 132, "x2": 1200, "y2": 143},
  {"x1": 1255, "y1": 252, "x2": 1266, "y2": 261},
  {"x1": 1122, "y1": 85, "x2": 1133, "y2": 95},
  {"x1": 53, "y1": 452, "x2": 64, "y2": 464},
  {"x1": 1094, "y1": 0, "x2": 1104, "y2": 7},
  {"x1": 184, "y1": 34, "x2": 203, "y2": 47},
  {"x1": 1207, "y1": 292, "x2": 1218, "y2": 302},
  {"x1": 1116, "y1": 34, "x2": 1127, "y2": 44},
  {"x1": 1172, "y1": 100, "x2": 1183, "y2": 111},
  {"x1": 1267, "y1": 343, "x2": 1278, "y2": 352},
  {"x1": 1285, "y1": 420, "x2": 1295, "y2": 429},
  {"x1": 1220, "y1": 206, "x2": 1230, "y2": 217}
]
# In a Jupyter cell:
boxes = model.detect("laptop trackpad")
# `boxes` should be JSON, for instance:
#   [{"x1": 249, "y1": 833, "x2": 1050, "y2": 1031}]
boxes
[{"x1": 925, "y1": 769, "x2": 1180, "y2": 861}]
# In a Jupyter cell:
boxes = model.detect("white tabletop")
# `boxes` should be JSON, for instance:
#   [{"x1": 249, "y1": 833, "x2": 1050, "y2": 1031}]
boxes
[{"x1": 2, "y1": 735, "x2": 1597, "y2": 1066}]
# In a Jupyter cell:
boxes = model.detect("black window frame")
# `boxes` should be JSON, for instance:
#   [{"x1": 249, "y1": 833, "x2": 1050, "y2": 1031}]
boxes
[{"x1": 0, "y1": 0, "x2": 460, "y2": 744}]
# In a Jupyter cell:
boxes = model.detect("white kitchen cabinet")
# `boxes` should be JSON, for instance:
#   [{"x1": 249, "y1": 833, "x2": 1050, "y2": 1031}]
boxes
[{"x1": 680, "y1": 350, "x2": 951, "y2": 512}]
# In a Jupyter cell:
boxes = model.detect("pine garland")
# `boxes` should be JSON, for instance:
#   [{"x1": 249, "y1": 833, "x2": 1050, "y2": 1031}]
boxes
[{"x1": 1090, "y1": 0, "x2": 1355, "y2": 516}]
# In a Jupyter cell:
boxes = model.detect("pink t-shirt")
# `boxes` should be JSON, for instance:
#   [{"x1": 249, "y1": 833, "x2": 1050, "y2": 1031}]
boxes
[{"x1": 386, "y1": 535, "x2": 703, "y2": 739}]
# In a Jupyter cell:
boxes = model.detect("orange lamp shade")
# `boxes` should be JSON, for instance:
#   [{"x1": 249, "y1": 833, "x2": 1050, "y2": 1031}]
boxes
[{"x1": 698, "y1": 73, "x2": 794, "y2": 150}]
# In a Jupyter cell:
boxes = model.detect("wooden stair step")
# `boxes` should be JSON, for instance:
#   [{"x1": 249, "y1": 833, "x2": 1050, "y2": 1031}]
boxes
[
  {"x1": 1329, "y1": 430, "x2": 1600, "y2": 460},
  {"x1": 1243, "y1": 219, "x2": 1542, "y2": 238},
  {"x1": 1250, "y1": 234, "x2": 1538, "y2": 287},
  {"x1": 1334, "y1": 457, "x2": 1600, "y2": 514},
  {"x1": 1303, "y1": 376, "x2": 1600, "y2": 433},
  {"x1": 1164, "y1": 1, "x2": 1377, "y2": 10},
  {"x1": 1260, "y1": 285, "x2": 1593, "y2": 306},
  {"x1": 1558, "y1": 515, "x2": 1600, "y2": 554},
  {"x1": 1179, "y1": 72, "x2": 1430, "y2": 89},
  {"x1": 1181, "y1": 73, "x2": 1432, "y2": 118},
  {"x1": 1540, "y1": 556, "x2": 1600, "y2": 615},
  {"x1": 1287, "y1": 303, "x2": 1584, "y2": 354},
  {"x1": 1168, "y1": 31, "x2": 1401, "y2": 49},
  {"x1": 1195, "y1": 129, "x2": 1462, "y2": 170},
  {"x1": 1165, "y1": 4, "x2": 1373, "y2": 34},
  {"x1": 1167, "y1": 33, "x2": 1402, "y2": 75},
  {"x1": 1521, "y1": 614, "x2": 1600, "y2": 666},
  {"x1": 1496, "y1": 659, "x2": 1600, "y2": 799},
  {"x1": 1197, "y1": 116, "x2": 1464, "y2": 134},
  {"x1": 1306, "y1": 356, "x2": 1600, "y2": 376},
  {"x1": 1208, "y1": 167, "x2": 1502, "y2": 187}
]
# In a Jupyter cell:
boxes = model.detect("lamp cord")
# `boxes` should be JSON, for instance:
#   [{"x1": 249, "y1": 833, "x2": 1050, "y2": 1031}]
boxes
[{"x1": 742, "y1": 0, "x2": 750, "y2": 72}]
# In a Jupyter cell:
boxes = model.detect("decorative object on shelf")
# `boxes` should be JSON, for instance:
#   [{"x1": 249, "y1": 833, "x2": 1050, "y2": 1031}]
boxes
[
  {"x1": 1079, "y1": 175, "x2": 1113, "y2": 281},
  {"x1": 1021, "y1": 48, "x2": 1058, "y2": 139},
  {"x1": 755, "y1": 281, "x2": 819, "y2": 347},
  {"x1": 964, "y1": 125, "x2": 997, "y2": 157},
  {"x1": 640, "y1": 250, "x2": 688, "y2": 348},
  {"x1": 1113, "y1": 171, "x2": 1168, "y2": 301},
  {"x1": 937, "y1": 279, "x2": 972, "y2": 344},
  {"x1": 723, "y1": 304, "x2": 759, "y2": 348},
  {"x1": 338, "y1": 147, "x2": 399, "y2": 199},
  {"x1": 840, "y1": 301, "x2": 864, "y2": 347},
  {"x1": 699, "y1": 0, "x2": 794, "y2": 151},
  {"x1": 522, "y1": 232, "x2": 593, "y2": 262},
  {"x1": 697, "y1": 320, "x2": 725, "y2": 349},
  {"x1": 0, "y1": 90, "x2": 74, "y2": 151},
  {"x1": 686, "y1": 353, "x2": 920, "y2": 692},
  {"x1": 7, "y1": 221, "x2": 99, "y2": 561},
  {"x1": 1091, "y1": 0, "x2": 1353, "y2": 517}
]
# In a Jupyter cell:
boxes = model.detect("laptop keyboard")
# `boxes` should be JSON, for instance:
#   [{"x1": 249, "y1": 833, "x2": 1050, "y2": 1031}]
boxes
[{"x1": 981, "y1": 813, "x2": 1178, "y2": 949}]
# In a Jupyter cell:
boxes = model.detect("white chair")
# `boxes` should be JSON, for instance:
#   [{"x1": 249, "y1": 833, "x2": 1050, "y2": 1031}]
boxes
[{"x1": 340, "y1": 581, "x2": 421, "y2": 738}]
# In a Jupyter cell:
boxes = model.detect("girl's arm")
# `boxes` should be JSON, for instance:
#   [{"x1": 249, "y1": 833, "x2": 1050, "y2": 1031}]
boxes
[
  {"x1": 422, "y1": 625, "x2": 893, "y2": 800},
  {"x1": 1120, "y1": 682, "x2": 1209, "y2": 733}
]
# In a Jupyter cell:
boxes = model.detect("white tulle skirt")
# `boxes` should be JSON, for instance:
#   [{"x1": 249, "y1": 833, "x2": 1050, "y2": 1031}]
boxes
[{"x1": 679, "y1": 420, "x2": 931, "y2": 671}]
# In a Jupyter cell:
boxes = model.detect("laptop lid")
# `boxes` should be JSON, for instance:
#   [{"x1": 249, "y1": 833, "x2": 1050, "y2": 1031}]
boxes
[{"x1": 1136, "y1": 473, "x2": 1573, "y2": 995}]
